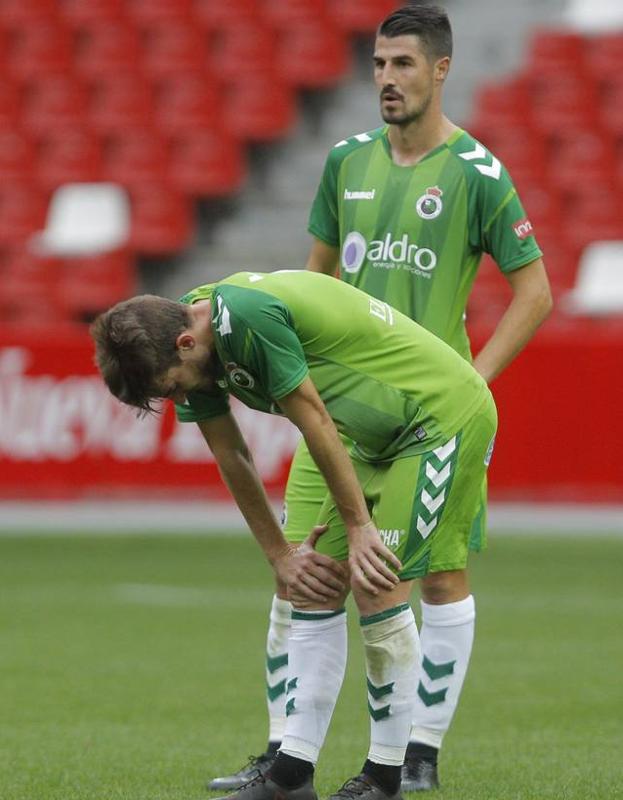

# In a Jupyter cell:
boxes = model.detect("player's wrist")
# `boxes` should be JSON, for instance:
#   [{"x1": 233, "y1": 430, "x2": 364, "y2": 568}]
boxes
[
  {"x1": 346, "y1": 518, "x2": 375, "y2": 538},
  {"x1": 266, "y1": 540, "x2": 295, "y2": 566}
]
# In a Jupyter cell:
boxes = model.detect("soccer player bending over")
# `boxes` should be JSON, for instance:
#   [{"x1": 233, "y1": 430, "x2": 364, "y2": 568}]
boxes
[{"x1": 92, "y1": 269, "x2": 497, "y2": 800}]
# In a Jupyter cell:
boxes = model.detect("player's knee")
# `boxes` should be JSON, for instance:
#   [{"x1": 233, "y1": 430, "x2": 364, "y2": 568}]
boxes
[
  {"x1": 420, "y1": 568, "x2": 469, "y2": 604},
  {"x1": 275, "y1": 575, "x2": 289, "y2": 599},
  {"x1": 290, "y1": 589, "x2": 349, "y2": 614}
]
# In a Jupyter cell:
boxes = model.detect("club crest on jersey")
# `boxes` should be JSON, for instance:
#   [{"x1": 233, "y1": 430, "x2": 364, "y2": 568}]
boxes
[
  {"x1": 416, "y1": 186, "x2": 443, "y2": 220},
  {"x1": 224, "y1": 362, "x2": 255, "y2": 389}
]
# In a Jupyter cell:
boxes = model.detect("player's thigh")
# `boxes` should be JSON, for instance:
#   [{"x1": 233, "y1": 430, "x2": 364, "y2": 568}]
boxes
[
  {"x1": 373, "y1": 402, "x2": 497, "y2": 580},
  {"x1": 282, "y1": 437, "x2": 329, "y2": 544},
  {"x1": 310, "y1": 459, "x2": 378, "y2": 563},
  {"x1": 283, "y1": 434, "x2": 355, "y2": 546},
  {"x1": 467, "y1": 475, "x2": 488, "y2": 554}
]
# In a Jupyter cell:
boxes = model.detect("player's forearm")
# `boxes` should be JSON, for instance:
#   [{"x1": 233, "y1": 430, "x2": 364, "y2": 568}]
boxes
[
  {"x1": 278, "y1": 379, "x2": 370, "y2": 537},
  {"x1": 214, "y1": 448, "x2": 290, "y2": 566},
  {"x1": 473, "y1": 287, "x2": 552, "y2": 383},
  {"x1": 300, "y1": 414, "x2": 370, "y2": 535},
  {"x1": 305, "y1": 238, "x2": 339, "y2": 275}
]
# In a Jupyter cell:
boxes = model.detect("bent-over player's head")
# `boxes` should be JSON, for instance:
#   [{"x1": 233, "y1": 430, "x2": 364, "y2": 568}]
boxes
[
  {"x1": 91, "y1": 295, "x2": 190, "y2": 414},
  {"x1": 378, "y1": 4, "x2": 453, "y2": 63}
]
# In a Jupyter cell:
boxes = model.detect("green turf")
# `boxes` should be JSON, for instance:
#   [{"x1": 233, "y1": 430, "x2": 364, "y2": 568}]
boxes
[{"x1": 0, "y1": 532, "x2": 621, "y2": 800}]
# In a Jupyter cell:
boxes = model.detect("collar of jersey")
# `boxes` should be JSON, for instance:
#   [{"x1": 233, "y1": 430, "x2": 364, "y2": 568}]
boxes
[{"x1": 381, "y1": 126, "x2": 464, "y2": 167}]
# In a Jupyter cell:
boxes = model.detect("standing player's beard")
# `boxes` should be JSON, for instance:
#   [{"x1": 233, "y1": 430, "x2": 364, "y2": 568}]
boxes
[{"x1": 380, "y1": 90, "x2": 433, "y2": 126}]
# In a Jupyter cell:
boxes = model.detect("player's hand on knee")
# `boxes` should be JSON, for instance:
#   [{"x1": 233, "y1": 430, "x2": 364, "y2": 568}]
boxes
[
  {"x1": 287, "y1": 524, "x2": 347, "y2": 603},
  {"x1": 348, "y1": 521, "x2": 402, "y2": 595}
]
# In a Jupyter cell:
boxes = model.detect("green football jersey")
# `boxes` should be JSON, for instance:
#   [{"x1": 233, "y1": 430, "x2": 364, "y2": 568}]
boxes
[
  {"x1": 308, "y1": 127, "x2": 542, "y2": 360},
  {"x1": 175, "y1": 270, "x2": 492, "y2": 462}
]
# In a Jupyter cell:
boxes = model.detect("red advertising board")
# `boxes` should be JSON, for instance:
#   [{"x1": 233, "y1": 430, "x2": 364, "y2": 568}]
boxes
[
  {"x1": 0, "y1": 325, "x2": 299, "y2": 499},
  {"x1": 1, "y1": 319, "x2": 622, "y2": 501}
]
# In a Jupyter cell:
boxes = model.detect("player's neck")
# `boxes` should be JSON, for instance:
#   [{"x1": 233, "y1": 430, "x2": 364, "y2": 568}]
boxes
[
  {"x1": 387, "y1": 114, "x2": 458, "y2": 167},
  {"x1": 188, "y1": 299, "x2": 214, "y2": 348}
]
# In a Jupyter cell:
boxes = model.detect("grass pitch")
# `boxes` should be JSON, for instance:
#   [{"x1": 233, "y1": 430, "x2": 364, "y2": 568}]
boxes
[{"x1": 0, "y1": 531, "x2": 621, "y2": 800}]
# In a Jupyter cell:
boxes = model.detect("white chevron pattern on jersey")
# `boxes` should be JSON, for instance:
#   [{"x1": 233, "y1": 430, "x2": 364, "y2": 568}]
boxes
[
  {"x1": 426, "y1": 461, "x2": 451, "y2": 488},
  {"x1": 458, "y1": 142, "x2": 501, "y2": 180},
  {"x1": 417, "y1": 515, "x2": 438, "y2": 538},
  {"x1": 421, "y1": 487, "x2": 446, "y2": 515},
  {"x1": 432, "y1": 435, "x2": 457, "y2": 462},
  {"x1": 416, "y1": 435, "x2": 459, "y2": 540},
  {"x1": 335, "y1": 132, "x2": 372, "y2": 148}
]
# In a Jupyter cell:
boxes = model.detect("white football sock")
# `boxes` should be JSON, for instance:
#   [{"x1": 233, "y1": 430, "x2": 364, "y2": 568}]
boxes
[
  {"x1": 410, "y1": 594, "x2": 476, "y2": 749},
  {"x1": 265, "y1": 595, "x2": 291, "y2": 744},
  {"x1": 279, "y1": 608, "x2": 348, "y2": 765},
  {"x1": 362, "y1": 604, "x2": 420, "y2": 766}
]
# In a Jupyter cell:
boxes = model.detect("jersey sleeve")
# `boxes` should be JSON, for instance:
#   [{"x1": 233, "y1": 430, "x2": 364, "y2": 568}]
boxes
[
  {"x1": 469, "y1": 156, "x2": 543, "y2": 274},
  {"x1": 174, "y1": 387, "x2": 230, "y2": 423},
  {"x1": 238, "y1": 299, "x2": 309, "y2": 400},
  {"x1": 307, "y1": 148, "x2": 341, "y2": 247}
]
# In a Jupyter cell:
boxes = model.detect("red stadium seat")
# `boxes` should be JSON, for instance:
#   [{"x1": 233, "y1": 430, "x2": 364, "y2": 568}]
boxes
[
  {"x1": 6, "y1": 20, "x2": 73, "y2": 83},
  {"x1": 616, "y1": 153, "x2": 623, "y2": 192},
  {"x1": 563, "y1": 189, "x2": 623, "y2": 250},
  {"x1": 126, "y1": 0, "x2": 193, "y2": 25},
  {"x1": 0, "y1": 182, "x2": 48, "y2": 246},
  {"x1": 548, "y1": 128, "x2": 616, "y2": 194},
  {"x1": 223, "y1": 74, "x2": 296, "y2": 142},
  {"x1": 329, "y1": 0, "x2": 398, "y2": 33},
  {"x1": 210, "y1": 24, "x2": 277, "y2": 81},
  {"x1": 74, "y1": 21, "x2": 142, "y2": 81},
  {"x1": 262, "y1": 0, "x2": 327, "y2": 28},
  {"x1": 600, "y1": 80, "x2": 623, "y2": 136},
  {"x1": 128, "y1": 183, "x2": 194, "y2": 255},
  {"x1": 526, "y1": 30, "x2": 587, "y2": 75},
  {"x1": 531, "y1": 77, "x2": 599, "y2": 137},
  {"x1": 0, "y1": 131, "x2": 36, "y2": 181},
  {"x1": 194, "y1": 0, "x2": 260, "y2": 31},
  {"x1": 58, "y1": 249, "x2": 137, "y2": 320},
  {"x1": 36, "y1": 130, "x2": 104, "y2": 191},
  {"x1": 58, "y1": 0, "x2": 125, "y2": 28},
  {"x1": 154, "y1": 75, "x2": 219, "y2": 135},
  {"x1": 104, "y1": 131, "x2": 170, "y2": 187},
  {"x1": 141, "y1": 22, "x2": 207, "y2": 79},
  {"x1": 0, "y1": 249, "x2": 68, "y2": 324},
  {"x1": 276, "y1": 19, "x2": 351, "y2": 88},
  {"x1": 0, "y1": 0, "x2": 57, "y2": 26},
  {"x1": 515, "y1": 185, "x2": 563, "y2": 236},
  {"x1": 21, "y1": 77, "x2": 89, "y2": 138},
  {"x1": 471, "y1": 78, "x2": 533, "y2": 130},
  {"x1": 584, "y1": 33, "x2": 623, "y2": 82},
  {"x1": 0, "y1": 81, "x2": 21, "y2": 131},
  {"x1": 168, "y1": 131, "x2": 246, "y2": 197},
  {"x1": 89, "y1": 77, "x2": 156, "y2": 135},
  {"x1": 0, "y1": 27, "x2": 8, "y2": 73},
  {"x1": 535, "y1": 233, "x2": 578, "y2": 293}
]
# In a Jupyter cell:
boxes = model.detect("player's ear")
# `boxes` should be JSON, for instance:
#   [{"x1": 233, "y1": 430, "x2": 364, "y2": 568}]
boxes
[
  {"x1": 435, "y1": 56, "x2": 450, "y2": 83},
  {"x1": 176, "y1": 332, "x2": 195, "y2": 352}
]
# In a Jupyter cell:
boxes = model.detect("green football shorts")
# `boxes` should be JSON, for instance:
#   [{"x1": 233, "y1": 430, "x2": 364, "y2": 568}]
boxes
[{"x1": 282, "y1": 397, "x2": 496, "y2": 580}]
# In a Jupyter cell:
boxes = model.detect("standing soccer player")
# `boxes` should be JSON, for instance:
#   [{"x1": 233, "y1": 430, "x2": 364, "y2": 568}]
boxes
[{"x1": 209, "y1": 4, "x2": 553, "y2": 795}]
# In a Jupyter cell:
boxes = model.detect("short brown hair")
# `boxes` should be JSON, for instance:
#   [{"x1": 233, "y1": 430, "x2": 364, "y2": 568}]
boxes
[
  {"x1": 90, "y1": 294, "x2": 190, "y2": 414},
  {"x1": 379, "y1": 3, "x2": 453, "y2": 61}
]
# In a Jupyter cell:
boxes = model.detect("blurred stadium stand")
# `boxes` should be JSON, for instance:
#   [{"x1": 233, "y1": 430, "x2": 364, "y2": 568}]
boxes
[
  {"x1": 0, "y1": 0, "x2": 619, "y2": 322},
  {"x1": 1, "y1": 0, "x2": 623, "y2": 507},
  {"x1": 2, "y1": 0, "x2": 606, "y2": 325}
]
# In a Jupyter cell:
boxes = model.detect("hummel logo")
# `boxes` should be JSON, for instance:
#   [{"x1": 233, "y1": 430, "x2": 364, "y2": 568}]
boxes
[{"x1": 344, "y1": 189, "x2": 376, "y2": 200}]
